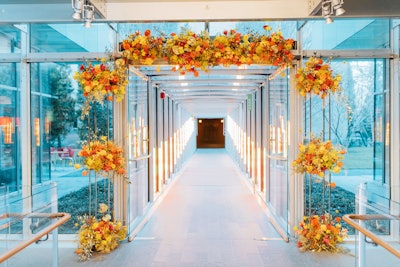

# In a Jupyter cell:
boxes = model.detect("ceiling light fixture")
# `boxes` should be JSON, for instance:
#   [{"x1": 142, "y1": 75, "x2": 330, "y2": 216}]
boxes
[
  {"x1": 321, "y1": 0, "x2": 345, "y2": 24},
  {"x1": 332, "y1": 0, "x2": 346, "y2": 16},
  {"x1": 71, "y1": 0, "x2": 84, "y2": 20},
  {"x1": 321, "y1": 1, "x2": 334, "y2": 24},
  {"x1": 72, "y1": 0, "x2": 95, "y2": 28},
  {"x1": 83, "y1": 4, "x2": 95, "y2": 28}
]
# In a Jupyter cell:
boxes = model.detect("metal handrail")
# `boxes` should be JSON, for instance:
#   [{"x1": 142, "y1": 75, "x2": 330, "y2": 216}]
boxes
[
  {"x1": 0, "y1": 212, "x2": 70, "y2": 263},
  {"x1": 342, "y1": 214, "x2": 400, "y2": 259},
  {"x1": 129, "y1": 153, "x2": 152, "y2": 161}
]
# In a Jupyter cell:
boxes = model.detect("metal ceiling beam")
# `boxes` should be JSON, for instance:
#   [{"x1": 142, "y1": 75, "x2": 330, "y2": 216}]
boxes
[{"x1": 162, "y1": 86, "x2": 258, "y2": 91}]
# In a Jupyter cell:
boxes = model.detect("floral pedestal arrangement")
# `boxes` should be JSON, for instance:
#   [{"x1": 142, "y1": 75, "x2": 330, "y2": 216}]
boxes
[
  {"x1": 75, "y1": 204, "x2": 127, "y2": 261},
  {"x1": 73, "y1": 57, "x2": 128, "y2": 261},
  {"x1": 292, "y1": 136, "x2": 348, "y2": 253},
  {"x1": 294, "y1": 212, "x2": 348, "y2": 253}
]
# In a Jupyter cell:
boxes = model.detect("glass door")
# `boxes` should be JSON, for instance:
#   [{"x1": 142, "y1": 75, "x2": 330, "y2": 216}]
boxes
[
  {"x1": 127, "y1": 75, "x2": 150, "y2": 228},
  {"x1": 266, "y1": 71, "x2": 290, "y2": 237}
]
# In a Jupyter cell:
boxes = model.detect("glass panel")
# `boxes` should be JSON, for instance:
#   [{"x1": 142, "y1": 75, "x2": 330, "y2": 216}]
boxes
[
  {"x1": 267, "y1": 69, "x2": 289, "y2": 234},
  {"x1": 30, "y1": 62, "x2": 98, "y2": 233},
  {"x1": 0, "y1": 25, "x2": 21, "y2": 53},
  {"x1": 352, "y1": 185, "x2": 400, "y2": 266},
  {"x1": 127, "y1": 73, "x2": 149, "y2": 228},
  {"x1": 118, "y1": 22, "x2": 205, "y2": 40},
  {"x1": 209, "y1": 21, "x2": 297, "y2": 39},
  {"x1": 304, "y1": 59, "x2": 390, "y2": 233},
  {"x1": 0, "y1": 63, "x2": 20, "y2": 192},
  {"x1": 30, "y1": 23, "x2": 115, "y2": 53},
  {"x1": 302, "y1": 19, "x2": 390, "y2": 50}
]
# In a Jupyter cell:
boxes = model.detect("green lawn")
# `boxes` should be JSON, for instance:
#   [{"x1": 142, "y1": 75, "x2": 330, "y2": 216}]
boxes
[{"x1": 343, "y1": 146, "x2": 375, "y2": 169}]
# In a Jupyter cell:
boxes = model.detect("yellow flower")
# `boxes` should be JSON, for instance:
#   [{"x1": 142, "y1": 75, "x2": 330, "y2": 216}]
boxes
[{"x1": 99, "y1": 203, "x2": 108, "y2": 214}]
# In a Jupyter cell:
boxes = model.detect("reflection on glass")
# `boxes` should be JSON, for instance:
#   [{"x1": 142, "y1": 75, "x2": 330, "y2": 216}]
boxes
[
  {"x1": 268, "y1": 71, "x2": 289, "y2": 234},
  {"x1": 0, "y1": 25, "x2": 21, "y2": 53},
  {"x1": 30, "y1": 24, "x2": 115, "y2": 53},
  {"x1": 0, "y1": 63, "x2": 20, "y2": 192},
  {"x1": 302, "y1": 18, "x2": 390, "y2": 50}
]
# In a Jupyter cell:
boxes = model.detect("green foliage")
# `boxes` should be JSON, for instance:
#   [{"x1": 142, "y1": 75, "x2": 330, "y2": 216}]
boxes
[
  {"x1": 49, "y1": 65, "x2": 77, "y2": 147},
  {"x1": 76, "y1": 93, "x2": 113, "y2": 142}
]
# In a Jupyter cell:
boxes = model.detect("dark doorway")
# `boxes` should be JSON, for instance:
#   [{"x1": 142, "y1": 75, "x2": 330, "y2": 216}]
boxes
[{"x1": 197, "y1": 118, "x2": 225, "y2": 148}]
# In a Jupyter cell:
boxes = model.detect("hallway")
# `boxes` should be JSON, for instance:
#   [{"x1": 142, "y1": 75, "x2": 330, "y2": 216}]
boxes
[{"x1": 7, "y1": 149, "x2": 356, "y2": 266}]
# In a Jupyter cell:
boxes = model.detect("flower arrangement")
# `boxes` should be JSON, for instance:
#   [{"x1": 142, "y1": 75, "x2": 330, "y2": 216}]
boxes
[
  {"x1": 211, "y1": 29, "x2": 249, "y2": 67},
  {"x1": 294, "y1": 212, "x2": 348, "y2": 252},
  {"x1": 252, "y1": 25, "x2": 295, "y2": 66},
  {"x1": 164, "y1": 29, "x2": 213, "y2": 76},
  {"x1": 121, "y1": 29, "x2": 164, "y2": 65},
  {"x1": 73, "y1": 58, "x2": 128, "y2": 105},
  {"x1": 292, "y1": 137, "x2": 346, "y2": 177},
  {"x1": 75, "y1": 136, "x2": 126, "y2": 177},
  {"x1": 120, "y1": 26, "x2": 295, "y2": 76},
  {"x1": 295, "y1": 57, "x2": 341, "y2": 98},
  {"x1": 75, "y1": 203, "x2": 127, "y2": 261}
]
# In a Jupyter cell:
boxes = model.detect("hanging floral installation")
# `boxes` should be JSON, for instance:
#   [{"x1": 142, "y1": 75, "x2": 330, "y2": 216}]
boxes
[
  {"x1": 295, "y1": 57, "x2": 342, "y2": 98},
  {"x1": 165, "y1": 30, "x2": 213, "y2": 76},
  {"x1": 120, "y1": 26, "x2": 295, "y2": 76},
  {"x1": 292, "y1": 137, "x2": 346, "y2": 178},
  {"x1": 75, "y1": 203, "x2": 127, "y2": 261},
  {"x1": 121, "y1": 29, "x2": 164, "y2": 65},
  {"x1": 73, "y1": 57, "x2": 128, "y2": 117}
]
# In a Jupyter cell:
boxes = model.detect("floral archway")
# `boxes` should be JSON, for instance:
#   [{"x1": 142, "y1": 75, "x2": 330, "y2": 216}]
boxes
[{"x1": 72, "y1": 26, "x2": 348, "y2": 259}]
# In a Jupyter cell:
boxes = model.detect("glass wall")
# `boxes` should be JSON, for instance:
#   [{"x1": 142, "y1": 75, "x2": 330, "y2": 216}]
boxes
[
  {"x1": 266, "y1": 69, "x2": 290, "y2": 235},
  {"x1": 30, "y1": 23, "x2": 115, "y2": 53},
  {"x1": 301, "y1": 19, "x2": 390, "y2": 50},
  {"x1": 127, "y1": 74, "x2": 149, "y2": 227},
  {"x1": 0, "y1": 63, "x2": 20, "y2": 191},
  {"x1": 0, "y1": 25, "x2": 21, "y2": 53}
]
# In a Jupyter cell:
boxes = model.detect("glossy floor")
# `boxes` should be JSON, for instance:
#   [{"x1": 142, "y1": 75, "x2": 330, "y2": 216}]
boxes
[{"x1": 4, "y1": 149, "x2": 399, "y2": 267}]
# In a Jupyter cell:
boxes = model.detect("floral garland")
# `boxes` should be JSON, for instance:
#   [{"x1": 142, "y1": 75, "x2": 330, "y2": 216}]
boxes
[
  {"x1": 294, "y1": 212, "x2": 348, "y2": 253},
  {"x1": 75, "y1": 136, "x2": 126, "y2": 177},
  {"x1": 75, "y1": 203, "x2": 127, "y2": 261},
  {"x1": 211, "y1": 29, "x2": 248, "y2": 67},
  {"x1": 120, "y1": 26, "x2": 295, "y2": 76},
  {"x1": 73, "y1": 58, "x2": 128, "y2": 113},
  {"x1": 252, "y1": 25, "x2": 295, "y2": 66},
  {"x1": 165, "y1": 30, "x2": 213, "y2": 76},
  {"x1": 292, "y1": 137, "x2": 346, "y2": 177},
  {"x1": 295, "y1": 57, "x2": 341, "y2": 98},
  {"x1": 121, "y1": 29, "x2": 164, "y2": 65}
]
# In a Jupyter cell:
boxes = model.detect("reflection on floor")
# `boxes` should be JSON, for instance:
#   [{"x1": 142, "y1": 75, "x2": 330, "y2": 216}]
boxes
[{"x1": 4, "y1": 149, "x2": 399, "y2": 266}]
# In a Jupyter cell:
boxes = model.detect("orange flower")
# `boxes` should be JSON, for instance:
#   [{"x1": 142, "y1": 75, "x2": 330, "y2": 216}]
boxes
[
  {"x1": 295, "y1": 57, "x2": 341, "y2": 98},
  {"x1": 294, "y1": 213, "x2": 348, "y2": 252},
  {"x1": 76, "y1": 137, "x2": 126, "y2": 176}
]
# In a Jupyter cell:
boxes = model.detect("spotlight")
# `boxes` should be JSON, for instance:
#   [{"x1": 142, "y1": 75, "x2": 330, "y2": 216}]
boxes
[
  {"x1": 332, "y1": 0, "x2": 346, "y2": 16},
  {"x1": 325, "y1": 17, "x2": 334, "y2": 24},
  {"x1": 83, "y1": 5, "x2": 94, "y2": 28},
  {"x1": 334, "y1": 6, "x2": 346, "y2": 16},
  {"x1": 71, "y1": 0, "x2": 84, "y2": 20},
  {"x1": 321, "y1": 1, "x2": 333, "y2": 24}
]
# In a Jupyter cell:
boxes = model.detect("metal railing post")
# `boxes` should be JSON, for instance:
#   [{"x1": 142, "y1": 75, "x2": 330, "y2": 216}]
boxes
[{"x1": 358, "y1": 183, "x2": 367, "y2": 267}]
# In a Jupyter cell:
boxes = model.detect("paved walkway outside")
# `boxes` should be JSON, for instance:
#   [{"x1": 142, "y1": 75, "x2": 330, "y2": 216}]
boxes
[{"x1": 5, "y1": 149, "x2": 399, "y2": 266}]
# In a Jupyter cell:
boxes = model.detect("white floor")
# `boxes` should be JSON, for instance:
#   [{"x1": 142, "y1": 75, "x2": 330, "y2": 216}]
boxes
[{"x1": 2, "y1": 149, "x2": 399, "y2": 267}]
